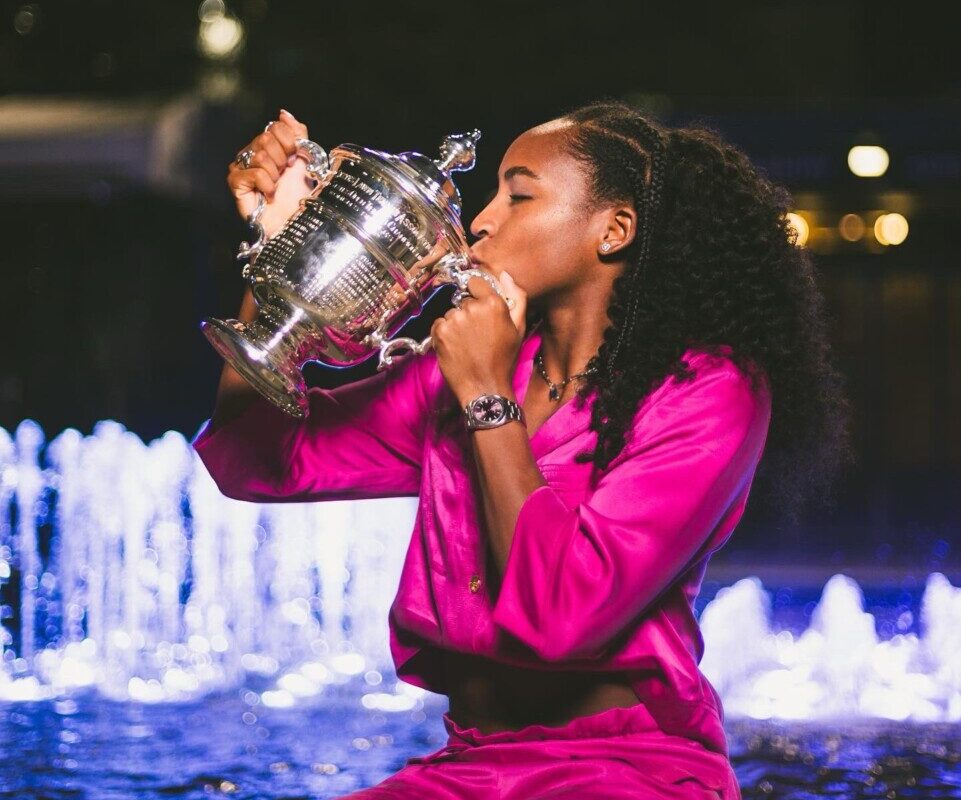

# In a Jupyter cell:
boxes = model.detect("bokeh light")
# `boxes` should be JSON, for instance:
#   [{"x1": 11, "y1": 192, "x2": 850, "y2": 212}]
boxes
[
  {"x1": 848, "y1": 146, "x2": 890, "y2": 178},
  {"x1": 198, "y1": 0, "x2": 227, "y2": 21},
  {"x1": 198, "y1": 11, "x2": 245, "y2": 60},
  {"x1": 785, "y1": 212, "x2": 810, "y2": 247},
  {"x1": 838, "y1": 213, "x2": 866, "y2": 242},
  {"x1": 13, "y1": 4, "x2": 39, "y2": 36},
  {"x1": 874, "y1": 213, "x2": 909, "y2": 246}
]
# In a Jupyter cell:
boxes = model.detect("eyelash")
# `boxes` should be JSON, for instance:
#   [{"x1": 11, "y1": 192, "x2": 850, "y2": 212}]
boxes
[{"x1": 508, "y1": 194, "x2": 532, "y2": 203}]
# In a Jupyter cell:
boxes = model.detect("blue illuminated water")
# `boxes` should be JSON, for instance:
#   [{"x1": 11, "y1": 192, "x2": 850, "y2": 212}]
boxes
[{"x1": 2, "y1": 683, "x2": 960, "y2": 799}]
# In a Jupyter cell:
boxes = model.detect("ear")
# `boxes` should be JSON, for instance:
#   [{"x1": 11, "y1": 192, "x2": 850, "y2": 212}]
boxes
[{"x1": 597, "y1": 204, "x2": 638, "y2": 258}]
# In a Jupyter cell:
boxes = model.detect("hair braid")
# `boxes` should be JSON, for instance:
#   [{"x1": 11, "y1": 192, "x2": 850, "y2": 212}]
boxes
[
  {"x1": 562, "y1": 105, "x2": 675, "y2": 467},
  {"x1": 607, "y1": 132, "x2": 666, "y2": 373}
]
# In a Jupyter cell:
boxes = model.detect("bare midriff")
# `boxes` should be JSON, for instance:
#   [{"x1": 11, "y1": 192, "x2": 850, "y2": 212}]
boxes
[{"x1": 442, "y1": 650, "x2": 640, "y2": 734}]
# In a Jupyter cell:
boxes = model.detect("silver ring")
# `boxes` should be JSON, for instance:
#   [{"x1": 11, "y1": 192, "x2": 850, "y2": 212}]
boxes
[{"x1": 236, "y1": 149, "x2": 256, "y2": 169}]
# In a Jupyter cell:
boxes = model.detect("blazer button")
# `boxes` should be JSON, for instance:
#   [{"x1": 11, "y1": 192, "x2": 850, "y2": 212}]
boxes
[{"x1": 468, "y1": 575, "x2": 482, "y2": 593}]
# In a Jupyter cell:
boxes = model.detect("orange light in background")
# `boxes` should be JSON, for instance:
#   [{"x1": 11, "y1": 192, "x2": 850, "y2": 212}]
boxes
[
  {"x1": 838, "y1": 214, "x2": 866, "y2": 242},
  {"x1": 848, "y1": 146, "x2": 890, "y2": 178},
  {"x1": 785, "y1": 213, "x2": 810, "y2": 247},
  {"x1": 874, "y1": 213, "x2": 909, "y2": 246}
]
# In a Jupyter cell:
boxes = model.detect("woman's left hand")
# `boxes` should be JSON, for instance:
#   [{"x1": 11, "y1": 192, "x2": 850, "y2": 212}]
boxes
[{"x1": 431, "y1": 271, "x2": 528, "y2": 406}]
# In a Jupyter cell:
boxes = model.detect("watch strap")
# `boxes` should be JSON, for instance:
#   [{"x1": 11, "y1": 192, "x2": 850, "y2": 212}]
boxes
[{"x1": 463, "y1": 394, "x2": 526, "y2": 431}]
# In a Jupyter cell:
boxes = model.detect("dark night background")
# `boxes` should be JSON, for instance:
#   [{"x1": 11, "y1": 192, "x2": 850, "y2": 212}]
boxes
[{"x1": 1, "y1": 1, "x2": 958, "y2": 583}]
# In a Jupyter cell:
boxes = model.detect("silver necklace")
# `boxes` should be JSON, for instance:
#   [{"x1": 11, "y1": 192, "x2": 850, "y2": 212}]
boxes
[{"x1": 534, "y1": 348, "x2": 598, "y2": 402}]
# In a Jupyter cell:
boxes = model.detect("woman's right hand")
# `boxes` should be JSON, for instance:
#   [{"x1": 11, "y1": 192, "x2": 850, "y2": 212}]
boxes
[{"x1": 227, "y1": 109, "x2": 316, "y2": 238}]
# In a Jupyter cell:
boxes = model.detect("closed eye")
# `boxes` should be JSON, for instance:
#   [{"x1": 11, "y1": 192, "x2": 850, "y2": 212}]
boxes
[{"x1": 509, "y1": 194, "x2": 532, "y2": 203}]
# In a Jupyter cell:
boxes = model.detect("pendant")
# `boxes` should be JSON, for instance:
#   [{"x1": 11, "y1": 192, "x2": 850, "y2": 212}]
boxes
[{"x1": 549, "y1": 385, "x2": 561, "y2": 401}]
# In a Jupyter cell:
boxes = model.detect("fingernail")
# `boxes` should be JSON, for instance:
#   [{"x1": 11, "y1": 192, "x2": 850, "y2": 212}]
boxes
[
  {"x1": 503, "y1": 271, "x2": 513, "y2": 283},
  {"x1": 280, "y1": 108, "x2": 297, "y2": 121}
]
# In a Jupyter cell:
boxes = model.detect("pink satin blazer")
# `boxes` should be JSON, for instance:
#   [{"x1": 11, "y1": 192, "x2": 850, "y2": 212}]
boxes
[{"x1": 192, "y1": 319, "x2": 771, "y2": 756}]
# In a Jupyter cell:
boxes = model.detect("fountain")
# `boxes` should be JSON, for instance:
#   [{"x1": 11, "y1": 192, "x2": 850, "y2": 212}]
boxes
[
  {"x1": 0, "y1": 419, "x2": 959, "y2": 724},
  {"x1": 0, "y1": 419, "x2": 419, "y2": 711}
]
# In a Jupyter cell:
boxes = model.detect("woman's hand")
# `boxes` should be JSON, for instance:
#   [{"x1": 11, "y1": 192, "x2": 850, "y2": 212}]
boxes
[
  {"x1": 226, "y1": 109, "x2": 315, "y2": 238},
  {"x1": 431, "y1": 271, "x2": 528, "y2": 406}
]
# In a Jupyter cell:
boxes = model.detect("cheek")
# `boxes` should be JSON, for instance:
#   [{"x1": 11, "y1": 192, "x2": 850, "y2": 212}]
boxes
[
  {"x1": 523, "y1": 205, "x2": 589, "y2": 267},
  {"x1": 489, "y1": 204, "x2": 591, "y2": 292}
]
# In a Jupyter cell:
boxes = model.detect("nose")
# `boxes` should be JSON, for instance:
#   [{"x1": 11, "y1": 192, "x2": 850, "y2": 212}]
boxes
[
  {"x1": 469, "y1": 198, "x2": 496, "y2": 240},
  {"x1": 469, "y1": 214, "x2": 488, "y2": 240}
]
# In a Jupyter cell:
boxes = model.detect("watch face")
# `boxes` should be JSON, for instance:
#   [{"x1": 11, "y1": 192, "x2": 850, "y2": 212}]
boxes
[{"x1": 472, "y1": 396, "x2": 505, "y2": 423}]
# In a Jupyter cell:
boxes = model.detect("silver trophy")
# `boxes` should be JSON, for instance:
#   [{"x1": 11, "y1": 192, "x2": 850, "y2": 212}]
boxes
[{"x1": 201, "y1": 129, "x2": 507, "y2": 418}]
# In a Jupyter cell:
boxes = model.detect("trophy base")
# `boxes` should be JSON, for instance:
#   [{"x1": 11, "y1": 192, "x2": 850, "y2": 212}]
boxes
[{"x1": 201, "y1": 317, "x2": 309, "y2": 418}]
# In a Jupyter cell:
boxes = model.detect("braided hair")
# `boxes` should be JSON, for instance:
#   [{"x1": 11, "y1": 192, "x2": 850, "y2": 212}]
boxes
[{"x1": 559, "y1": 100, "x2": 853, "y2": 523}]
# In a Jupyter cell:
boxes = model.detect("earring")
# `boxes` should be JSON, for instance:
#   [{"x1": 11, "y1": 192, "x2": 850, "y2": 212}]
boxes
[{"x1": 600, "y1": 242, "x2": 612, "y2": 253}]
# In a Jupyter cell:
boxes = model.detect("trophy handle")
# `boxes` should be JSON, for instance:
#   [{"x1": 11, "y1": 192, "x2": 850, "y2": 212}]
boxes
[
  {"x1": 236, "y1": 137, "x2": 331, "y2": 265},
  {"x1": 370, "y1": 255, "x2": 510, "y2": 370}
]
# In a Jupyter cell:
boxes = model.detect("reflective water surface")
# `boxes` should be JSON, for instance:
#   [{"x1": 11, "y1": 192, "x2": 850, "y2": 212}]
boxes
[{"x1": 2, "y1": 689, "x2": 960, "y2": 799}]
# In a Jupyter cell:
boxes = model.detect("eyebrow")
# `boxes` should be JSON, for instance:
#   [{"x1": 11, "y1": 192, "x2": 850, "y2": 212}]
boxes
[{"x1": 502, "y1": 165, "x2": 539, "y2": 181}]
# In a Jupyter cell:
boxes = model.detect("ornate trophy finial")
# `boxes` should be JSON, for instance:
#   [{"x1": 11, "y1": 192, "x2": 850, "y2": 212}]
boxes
[{"x1": 434, "y1": 129, "x2": 481, "y2": 174}]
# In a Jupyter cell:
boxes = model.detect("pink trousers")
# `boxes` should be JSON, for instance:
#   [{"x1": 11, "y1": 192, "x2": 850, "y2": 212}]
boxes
[{"x1": 340, "y1": 705, "x2": 741, "y2": 799}]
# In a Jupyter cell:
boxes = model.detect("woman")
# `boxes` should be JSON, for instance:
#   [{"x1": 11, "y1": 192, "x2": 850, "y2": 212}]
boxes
[{"x1": 195, "y1": 102, "x2": 851, "y2": 798}]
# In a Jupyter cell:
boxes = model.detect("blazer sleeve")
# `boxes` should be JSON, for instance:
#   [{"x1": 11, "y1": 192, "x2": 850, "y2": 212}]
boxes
[
  {"x1": 490, "y1": 358, "x2": 772, "y2": 663},
  {"x1": 191, "y1": 351, "x2": 434, "y2": 503}
]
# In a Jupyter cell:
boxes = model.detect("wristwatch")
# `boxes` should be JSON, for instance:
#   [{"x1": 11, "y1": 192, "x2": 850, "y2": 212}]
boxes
[{"x1": 463, "y1": 394, "x2": 526, "y2": 431}]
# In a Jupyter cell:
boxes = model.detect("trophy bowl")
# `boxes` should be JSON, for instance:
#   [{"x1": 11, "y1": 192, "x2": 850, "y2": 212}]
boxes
[{"x1": 201, "y1": 129, "x2": 507, "y2": 418}]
